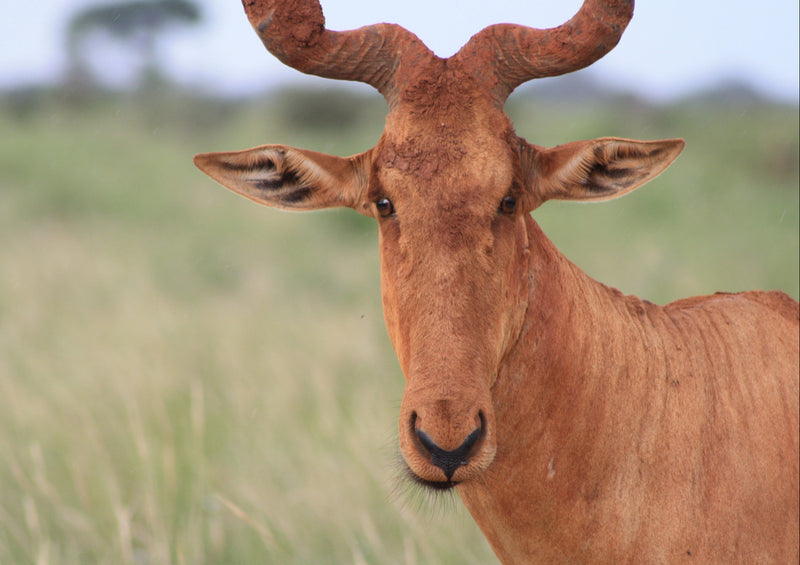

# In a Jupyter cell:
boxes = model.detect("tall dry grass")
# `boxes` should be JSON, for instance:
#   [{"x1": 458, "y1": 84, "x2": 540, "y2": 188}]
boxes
[{"x1": 0, "y1": 90, "x2": 796, "y2": 563}]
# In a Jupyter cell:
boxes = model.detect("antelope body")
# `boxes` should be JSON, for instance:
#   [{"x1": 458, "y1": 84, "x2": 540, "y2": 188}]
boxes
[{"x1": 194, "y1": 1, "x2": 800, "y2": 562}]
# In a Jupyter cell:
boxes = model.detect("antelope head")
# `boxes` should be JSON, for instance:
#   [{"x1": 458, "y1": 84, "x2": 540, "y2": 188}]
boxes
[{"x1": 194, "y1": 0, "x2": 683, "y2": 490}]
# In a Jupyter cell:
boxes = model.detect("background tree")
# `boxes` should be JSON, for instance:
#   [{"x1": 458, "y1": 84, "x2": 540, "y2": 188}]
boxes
[{"x1": 65, "y1": 0, "x2": 202, "y2": 90}]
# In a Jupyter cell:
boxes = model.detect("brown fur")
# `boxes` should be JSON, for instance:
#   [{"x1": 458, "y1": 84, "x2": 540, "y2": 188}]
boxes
[
  {"x1": 195, "y1": 1, "x2": 800, "y2": 563},
  {"x1": 460, "y1": 217, "x2": 799, "y2": 563}
]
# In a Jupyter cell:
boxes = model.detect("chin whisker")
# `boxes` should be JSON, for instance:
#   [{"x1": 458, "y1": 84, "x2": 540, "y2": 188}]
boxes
[{"x1": 388, "y1": 448, "x2": 460, "y2": 515}]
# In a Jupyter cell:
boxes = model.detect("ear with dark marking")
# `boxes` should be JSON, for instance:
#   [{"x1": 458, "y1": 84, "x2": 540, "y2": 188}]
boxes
[
  {"x1": 193, "y1": 145, "x2": 372, "y2": 213},
  {"x1": 531, "y1": 137, "x2": 685, "y2": 203}
]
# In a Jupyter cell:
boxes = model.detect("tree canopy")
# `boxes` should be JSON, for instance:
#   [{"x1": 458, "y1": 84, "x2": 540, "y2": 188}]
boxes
[{"x1": 65, "y1": 0, "x2": 202, "y2": 89}]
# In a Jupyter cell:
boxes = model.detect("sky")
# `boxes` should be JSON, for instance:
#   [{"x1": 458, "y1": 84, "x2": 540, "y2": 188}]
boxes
[{"x1": 2, "y1": 0, "x2": 798, "y2": 102}]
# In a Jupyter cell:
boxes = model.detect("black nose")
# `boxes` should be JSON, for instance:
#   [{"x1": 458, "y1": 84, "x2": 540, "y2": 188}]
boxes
[{"x1": 415, "y1": 426, "x2": 482, "y2": 481}]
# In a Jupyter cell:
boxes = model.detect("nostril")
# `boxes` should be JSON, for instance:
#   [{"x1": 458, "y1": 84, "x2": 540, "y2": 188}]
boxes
[
  {"x1": 460, "y1": 426, "x2": 481, "y2": 453},
  {"x1": 415, "y1": 428, "x2": 439, "y2": 455},
  {"x1": 414, "y1": 423, "x2": 484, "y2": 481}
]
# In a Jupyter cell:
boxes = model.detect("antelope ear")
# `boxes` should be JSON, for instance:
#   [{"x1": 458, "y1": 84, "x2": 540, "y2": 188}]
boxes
[
  {"x1": 531, "y1": 137, "x2": 685, "y2": 203},
  {"x1": 194, "y1": 145, "x2": 373, "y2": 214}
]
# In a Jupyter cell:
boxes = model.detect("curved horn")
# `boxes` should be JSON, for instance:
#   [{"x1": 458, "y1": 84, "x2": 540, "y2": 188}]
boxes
[
  {"x1": 454, "y1": 0, "x2": 634, "y2": 105},
  {"x1": 241, "y1": 0, "x2": 433, "y2": 104}
]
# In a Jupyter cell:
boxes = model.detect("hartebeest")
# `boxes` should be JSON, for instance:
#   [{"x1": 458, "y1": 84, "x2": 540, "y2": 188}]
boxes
[{"x1": 194, "y1": 0, "x2": 799, "y2": 562}]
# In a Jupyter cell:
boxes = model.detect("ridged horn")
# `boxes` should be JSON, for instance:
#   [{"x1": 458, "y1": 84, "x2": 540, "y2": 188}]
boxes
[
  {"x1": 241, "y1": 0, "x2": 433, "y2": 105},
  {"x1": 454, "y1": 0, "x2": 634, "y2": 105}
]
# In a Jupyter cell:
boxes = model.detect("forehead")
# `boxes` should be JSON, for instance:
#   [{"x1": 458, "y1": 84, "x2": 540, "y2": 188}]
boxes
[{"x1": 375, "y1": 106, "x2": 516, "y2": 205}]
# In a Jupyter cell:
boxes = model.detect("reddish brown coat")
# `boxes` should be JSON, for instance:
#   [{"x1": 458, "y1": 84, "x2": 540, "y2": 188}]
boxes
[{"x1": 195, "y1": 1, "x2": 799, "y2": 562}]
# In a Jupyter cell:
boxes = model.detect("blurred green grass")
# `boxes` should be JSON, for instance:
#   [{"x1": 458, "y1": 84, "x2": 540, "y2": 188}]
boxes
[{"x1": 0, "y1": 87, "x2": 797, "y2": 564}]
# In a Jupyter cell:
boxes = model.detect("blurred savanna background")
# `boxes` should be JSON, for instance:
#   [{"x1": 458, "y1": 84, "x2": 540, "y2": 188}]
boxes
[{"x1": 1, "y1": 0, "x2": 798, "y2": 563}]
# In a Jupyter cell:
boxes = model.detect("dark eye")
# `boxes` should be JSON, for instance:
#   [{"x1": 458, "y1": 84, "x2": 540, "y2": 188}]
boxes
[
  {"x1": 376, "y1": 198, "x2": 395, "y2": 217},
  {"x1": 499, "y1": 196, "x2": 517, "y2": 215}
]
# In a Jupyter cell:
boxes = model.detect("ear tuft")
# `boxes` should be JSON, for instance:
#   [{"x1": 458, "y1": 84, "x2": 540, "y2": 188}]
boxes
[
  {"x1": 535, "y1": 138, "x2": 685, "y2": 203},
  {"x1": 194, "y1": 147, "x2": 323, "y2": 208},
  {"x1": 194, "y1": 145, "x2": 371, "y2": 212}
]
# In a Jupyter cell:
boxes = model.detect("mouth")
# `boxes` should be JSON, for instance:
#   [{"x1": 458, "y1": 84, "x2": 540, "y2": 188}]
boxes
[
  {"x1": 397, "y1": 396, "x2": 497, "y2": 493},
  {"x1": 403, "y1": 463, "x2": 460, "y2": 491}
]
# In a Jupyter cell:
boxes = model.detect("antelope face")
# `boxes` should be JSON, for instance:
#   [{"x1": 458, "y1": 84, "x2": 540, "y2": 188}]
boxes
[
  {"x1": 372, "y1": 95, "x2": 532, "y2": 487},
  {"x1": 194, "y1": 0, "x2": 683, "y2": 491}
]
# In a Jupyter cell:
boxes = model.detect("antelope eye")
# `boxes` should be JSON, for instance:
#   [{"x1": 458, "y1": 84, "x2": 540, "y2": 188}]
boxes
[
  {"x1": 499, "y1": 196, "x2": 517, "y2": 215},
  {"x1": 376, "y1": 198, "x2": 395, "y2": 217}
]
